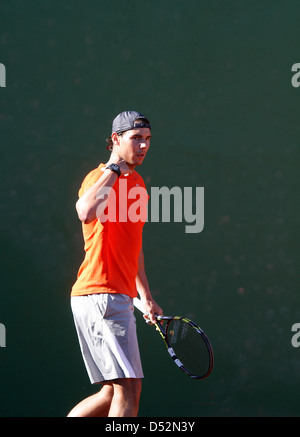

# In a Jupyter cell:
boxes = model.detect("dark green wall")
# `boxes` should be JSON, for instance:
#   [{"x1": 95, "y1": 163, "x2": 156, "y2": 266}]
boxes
[{"x1": 0, "y1": 0, "x2": 299, "y2": 417}]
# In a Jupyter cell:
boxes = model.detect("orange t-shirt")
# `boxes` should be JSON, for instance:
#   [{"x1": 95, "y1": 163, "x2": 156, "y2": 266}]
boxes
[{"x1": 71, "y1": 164, "x2": 148, "y2": 298}]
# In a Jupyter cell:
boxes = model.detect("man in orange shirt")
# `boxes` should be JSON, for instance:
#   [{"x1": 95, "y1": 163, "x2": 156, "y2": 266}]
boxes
[{"x1": 68, "y1": 111, "x2": 162, "y2": 417}]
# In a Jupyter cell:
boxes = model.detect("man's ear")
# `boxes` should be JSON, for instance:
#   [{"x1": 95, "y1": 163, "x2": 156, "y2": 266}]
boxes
[{"x1": 111, "y1": 132, "x2": 120, "y2": 147}]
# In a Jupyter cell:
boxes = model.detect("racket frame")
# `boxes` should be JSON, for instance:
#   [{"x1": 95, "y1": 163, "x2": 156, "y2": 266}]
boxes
[{"x1": 133, "y1": 298, "x2": 214, "y2": 380}]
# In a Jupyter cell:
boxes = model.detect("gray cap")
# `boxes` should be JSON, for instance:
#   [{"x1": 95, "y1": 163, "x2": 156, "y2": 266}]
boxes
[{"x1": 112, "y1": 110, "x2": 151, "y2": 134}]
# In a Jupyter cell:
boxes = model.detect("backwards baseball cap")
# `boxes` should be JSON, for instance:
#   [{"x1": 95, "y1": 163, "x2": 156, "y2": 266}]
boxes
[{"x1": 112, "y1": 110, "x2": 151, "y2": 135}]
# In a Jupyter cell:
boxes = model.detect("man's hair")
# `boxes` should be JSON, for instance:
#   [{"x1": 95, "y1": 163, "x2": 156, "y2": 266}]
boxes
[
  {"x1": 106, "y1": 136, "x2": 113, "y2": 151},
  {"x1": 106, "y1": 117, "x2": 149, "y2": 151}
]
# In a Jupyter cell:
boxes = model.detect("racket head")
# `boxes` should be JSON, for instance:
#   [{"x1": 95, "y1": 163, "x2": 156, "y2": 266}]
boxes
[{"x1": 156, "y1": 316, "x2": 214, "y2": 380}]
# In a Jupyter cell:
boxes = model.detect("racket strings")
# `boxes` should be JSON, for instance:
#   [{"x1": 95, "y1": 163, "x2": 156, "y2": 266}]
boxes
[{"x1": 166, "y1": 319, "x2": 212, "y2": 378}]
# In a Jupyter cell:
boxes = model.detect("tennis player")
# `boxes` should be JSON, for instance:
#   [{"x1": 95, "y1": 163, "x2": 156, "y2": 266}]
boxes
[{"x1": 68, "y1": 111, "x2": 162, "y2": 417}]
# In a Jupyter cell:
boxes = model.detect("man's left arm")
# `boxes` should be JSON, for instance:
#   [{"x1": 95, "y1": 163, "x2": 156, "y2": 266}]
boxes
[{"x1": 135, "y1": 246, "x2": 163, "y2": 323}]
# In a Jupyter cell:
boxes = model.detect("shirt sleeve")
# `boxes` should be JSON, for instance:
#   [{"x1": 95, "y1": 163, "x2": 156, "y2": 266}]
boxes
[{"x1": 78, "y1": 165, "x2": 105, "y2": 197}]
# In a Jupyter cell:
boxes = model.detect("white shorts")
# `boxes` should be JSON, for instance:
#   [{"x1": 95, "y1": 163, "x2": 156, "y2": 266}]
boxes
[{"x1": 71, "y1": 293, "x2": 144, "y2": 384}]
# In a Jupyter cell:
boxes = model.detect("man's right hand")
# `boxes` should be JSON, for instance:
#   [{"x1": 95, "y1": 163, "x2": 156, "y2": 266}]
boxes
[
  {"x1": 115, "y1": 159, "x2": 132, "y2": 177},
  {"x1": 102, "y1": 157, "x2": 133, "y2": 177}
]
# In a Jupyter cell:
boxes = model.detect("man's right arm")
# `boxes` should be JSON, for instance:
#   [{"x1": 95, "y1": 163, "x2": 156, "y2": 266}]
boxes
[
  {"x1": 76, "y1": 168, "x2": 118, "y2": 224},
  {"x1": 76, "y1": 157, "x2": 132, "y2": 223}
]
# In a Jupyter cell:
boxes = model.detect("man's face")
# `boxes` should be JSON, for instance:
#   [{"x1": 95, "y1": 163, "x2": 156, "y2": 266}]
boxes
[{"x1": 117, "y1": 128, "x2": 151, "y2": 168}]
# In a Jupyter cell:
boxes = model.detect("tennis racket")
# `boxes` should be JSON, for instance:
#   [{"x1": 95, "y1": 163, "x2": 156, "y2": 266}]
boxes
[{"x1": 133, "y1": 298, "x2": 214, "y2": 380}]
